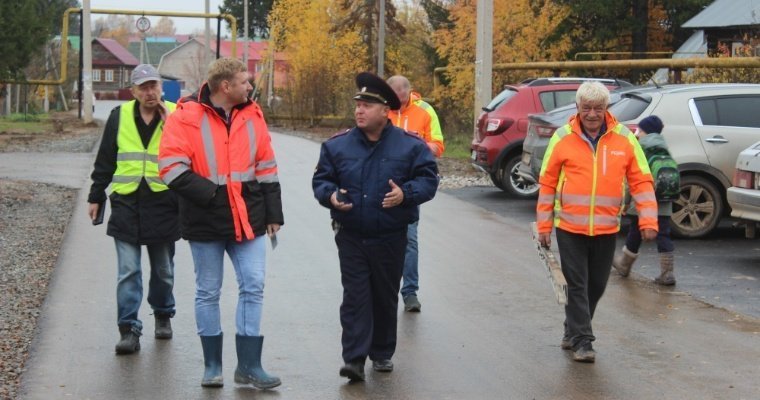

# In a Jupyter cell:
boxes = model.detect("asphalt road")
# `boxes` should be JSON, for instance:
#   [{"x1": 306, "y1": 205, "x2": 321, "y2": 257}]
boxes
[
  {"x1": 16, "y1": 116, "x2": 760, "y2": 399},
  {"x1": 442, "y1": 186, "x2": 760, "y2": 320}
]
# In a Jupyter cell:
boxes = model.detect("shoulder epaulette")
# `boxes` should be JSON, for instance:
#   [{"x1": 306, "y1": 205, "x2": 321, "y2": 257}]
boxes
[{"x1": 327, "y1": 128, "x2": 351, "y2": 141}]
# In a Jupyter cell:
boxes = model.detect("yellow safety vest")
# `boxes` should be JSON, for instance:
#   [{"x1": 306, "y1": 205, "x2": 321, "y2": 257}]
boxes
[{"x1": 111, "y1": 100, "x2": 176, "y2": 194}]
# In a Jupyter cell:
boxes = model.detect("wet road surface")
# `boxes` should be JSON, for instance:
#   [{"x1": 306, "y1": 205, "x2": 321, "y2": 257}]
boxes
[{"x1": 17, "y1": 132, "x2": 760, "y2": 399}]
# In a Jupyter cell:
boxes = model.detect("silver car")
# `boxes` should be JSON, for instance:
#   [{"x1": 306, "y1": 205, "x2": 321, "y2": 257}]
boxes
[
  {"x1": 727, "y1": 141, "x2": 760, "y2": 230},
  {"x1": 522, "y1": 84, "x2": 760, "y2": 238}
]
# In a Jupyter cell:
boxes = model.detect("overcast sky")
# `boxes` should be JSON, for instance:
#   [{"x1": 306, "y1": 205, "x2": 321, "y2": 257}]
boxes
[{"x1": 89, "y1": 0, "x2": 226, "y2": 35}]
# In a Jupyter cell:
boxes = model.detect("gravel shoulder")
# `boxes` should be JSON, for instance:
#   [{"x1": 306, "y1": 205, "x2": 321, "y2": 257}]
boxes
[{"x1": 0, "y1": 112, "x2": 99, "y2": 399}]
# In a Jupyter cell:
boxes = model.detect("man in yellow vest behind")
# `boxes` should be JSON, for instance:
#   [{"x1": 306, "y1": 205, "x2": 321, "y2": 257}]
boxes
[
  {"x1": 387, "y1": 75, "x2": 444, "y2": 313},
  {"x1": 87, "y1": 64, "x2": 179, "y2": 355}
]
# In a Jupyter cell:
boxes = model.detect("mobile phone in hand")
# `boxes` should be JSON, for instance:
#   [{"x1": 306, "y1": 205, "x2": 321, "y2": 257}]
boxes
[{"x1": 92, "y1": 201, "x2": 106, "y2": 225}]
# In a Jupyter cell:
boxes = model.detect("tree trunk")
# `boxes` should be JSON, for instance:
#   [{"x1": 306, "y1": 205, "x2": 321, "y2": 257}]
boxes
[{"x1": 631, "y1": 0, "x2": 649, "y2": 83}]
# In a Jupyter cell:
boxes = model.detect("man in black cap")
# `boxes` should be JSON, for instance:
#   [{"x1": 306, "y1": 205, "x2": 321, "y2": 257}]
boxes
[{"x1": 313, "y1": 72, "x2": 439, "y2": 381}]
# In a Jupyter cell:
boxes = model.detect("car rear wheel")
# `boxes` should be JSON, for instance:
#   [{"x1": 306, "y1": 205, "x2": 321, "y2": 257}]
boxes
[
  {"x1": 670, "y1": 175, "x2": 723, "y2": 238},
  {"x1": 500, "y1": 155, "x2": 539, "y2": 198}
]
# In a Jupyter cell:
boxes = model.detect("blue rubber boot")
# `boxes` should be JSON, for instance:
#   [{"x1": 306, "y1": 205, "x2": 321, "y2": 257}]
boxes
[
  {"x1": 200, "y1": 334, "x2": 223, "y2": 387},
  {"x1": 234, "y1": 335, "x2": 281, "y2": 389}
]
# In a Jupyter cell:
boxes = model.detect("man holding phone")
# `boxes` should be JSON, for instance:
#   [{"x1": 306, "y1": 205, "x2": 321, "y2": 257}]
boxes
[{"x1": 87, "y1": 64, "x2": 179, "y2": 355}]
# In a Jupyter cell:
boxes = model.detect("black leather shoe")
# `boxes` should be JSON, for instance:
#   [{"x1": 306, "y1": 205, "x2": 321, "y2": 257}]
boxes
[
  {"x1": 155, "y1": 315, "x2": 173, "y2": 339},
  {"x1": 115, "y1": 326, "x2": 141, "y2": 355},
  {"x1": 572, "y1": 343, "x2": 596, "y2": 363},
  {"x1": 339, "y1": 361, "x2": 365, "y2": 381},
  {"x1": 372, "y1": 359, "x2": 393, "y2": 372}
]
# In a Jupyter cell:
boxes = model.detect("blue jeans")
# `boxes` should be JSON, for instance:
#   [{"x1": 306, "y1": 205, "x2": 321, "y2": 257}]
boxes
[
  {"x1": 115, "y1": 239, "x2": 176, "y2": 333},
  {"x1": 189, "y1": 236, "x2": 267, "y2": 336},
  {"x1": 401, "y1": 220, "x2": 419, "y2": 298}
]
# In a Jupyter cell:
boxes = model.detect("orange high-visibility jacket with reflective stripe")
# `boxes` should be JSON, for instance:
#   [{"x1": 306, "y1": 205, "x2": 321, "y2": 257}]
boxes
[
  {"x1": 158, "y1": 95, "x2": 279, "y2": 242},
  {"x1": 536, "y1": 112, "x2": 658, "y2": 236},
  {"x1": 388, "y1": 92, "x2": 445, "y2": 157}
]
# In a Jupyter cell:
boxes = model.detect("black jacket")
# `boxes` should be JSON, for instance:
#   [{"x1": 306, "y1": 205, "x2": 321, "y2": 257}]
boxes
[{"x1": 88, "y1": 102, "x2": 179, "y2": 245}]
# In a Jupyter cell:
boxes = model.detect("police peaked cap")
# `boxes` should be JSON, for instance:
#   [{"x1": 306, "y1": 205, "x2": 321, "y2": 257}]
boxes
[{"x1": 353, "y1": 72, "x2": 401, "y2": 110}]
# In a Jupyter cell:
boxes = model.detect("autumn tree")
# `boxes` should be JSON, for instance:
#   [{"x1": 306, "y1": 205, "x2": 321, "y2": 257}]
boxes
[
  {"x1": 151, "y1": 17, "x2": 176, "y2": 36},
  {"x1": 0, "y1": 0, "x2": 78, "y2": 80},
  {"x1": 220, "y1": 0, "x2": 273, "y2": 38},
  {"x1": 433, "y1": 0, "x2": 571, "y2": 133},
  {"x1": 269, "y1": 0, "x2": 366, "y2": 124},
  {"x1": 333, "y1": 0, "x2": 406, "y2": 73},
  {"x1": 94, "y1": 15, "x2": 135, "y2": 48}
]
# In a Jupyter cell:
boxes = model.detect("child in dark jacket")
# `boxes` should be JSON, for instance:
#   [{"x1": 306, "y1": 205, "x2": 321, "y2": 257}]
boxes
[{"x1": 612, "y1": 115, "x2": 676, "y2": 285}]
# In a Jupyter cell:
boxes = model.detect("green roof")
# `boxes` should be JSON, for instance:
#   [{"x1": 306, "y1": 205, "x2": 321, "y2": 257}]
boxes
[{"x1": 126, "y1": 41, "x2": 180, "y2": 66}]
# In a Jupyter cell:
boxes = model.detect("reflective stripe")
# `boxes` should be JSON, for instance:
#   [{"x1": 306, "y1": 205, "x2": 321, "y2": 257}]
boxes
[
  {"x1": 145, "y1": 176, "x2": 165, "y2": 185},
  {"x1": 537, "y1": 211, "x2": 553, "y2": 222},
  {"x1": 246, "y1": 119, "x2": 257, "y2": 163},
  {"x1": 158, "y1": 156, "x2": 191, "y2": 170},
  {"x1": 256, "y1": 172, "x2": 279, "y2": 183},
  {"x1": 559, "y1": 212, "x2": 589, "y2": 225},
  {"x1": 116, "y1": 152, "x2": 157, "y2": 162},
  {"x1": 560, "y1": 212, "x2": 619, "y2": 227},
  {"x1": 639, "y1": 208, "x2": 658, "y2": 219},
  {"x1": 594, "y1": 214, "x2": 620, "y2": 226},
  {"x1": 562, "y1": 193, "x2": 592, "y2": 206},
  {"x1": 111, "y1": 175, "x2": 141, "y2": 183},
  {"x1": 538, "y1": 193, "x2": 555, "y2": 204},
  {"x1": 632, "y1": 191, "x2": 657, "y2": 203},
  {"x1": 256, "y1": 159, "x2": 277, "y2": 171},
  {"x1": 201, "y1": 114, "x2": 219, "y2": 184},
  {"x1": 231, "y1": 169, "x2": 256, "y2": 182},
  {"x1": 162, "y1": 164, "x2": 190, "y2": 184},
  {"x1": 595, "y1": 195, "x2": 623, "y2": 207}
]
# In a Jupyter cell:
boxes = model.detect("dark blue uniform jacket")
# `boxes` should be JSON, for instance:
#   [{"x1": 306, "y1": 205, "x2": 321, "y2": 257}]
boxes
[{"x1": 312, "y1": 121, "x2": 439, "y2": 237}]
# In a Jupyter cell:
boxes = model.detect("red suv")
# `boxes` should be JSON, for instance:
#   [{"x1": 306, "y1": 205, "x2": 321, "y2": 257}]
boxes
[{"x1": 471, "y1": 77, "x2": 631, "y2": 198}]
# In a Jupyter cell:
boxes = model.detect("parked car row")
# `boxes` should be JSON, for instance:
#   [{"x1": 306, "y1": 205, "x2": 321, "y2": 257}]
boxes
[
  {"x1": 515, "y1": 83, "x2": 760, "y2": 238},
  {"x1": 470, "y1": 77, "x2": 632, "y2": 198}
]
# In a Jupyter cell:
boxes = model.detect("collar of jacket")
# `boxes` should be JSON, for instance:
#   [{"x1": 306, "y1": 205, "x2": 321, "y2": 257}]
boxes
[{"x1": 355, "y1": 120, "x2": 395, "y2": 144}]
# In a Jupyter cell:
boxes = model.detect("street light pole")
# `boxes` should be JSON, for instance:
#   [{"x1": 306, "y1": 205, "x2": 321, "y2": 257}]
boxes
[
  {"x1": 474, "y1": 0, "x2": 493, "y2": 139},
  {"x1": 377, "y1": 0, "x2": 385, "y2": 77},
  {"x1": 243, "y1": 0, "x2": 249, "y2": 65},
  {"x1": 204, "y1": 0, "x2": 211, "y2": 75},
  {"x1": 82, "y1": 0, "x2": 93, "y2": 123}
]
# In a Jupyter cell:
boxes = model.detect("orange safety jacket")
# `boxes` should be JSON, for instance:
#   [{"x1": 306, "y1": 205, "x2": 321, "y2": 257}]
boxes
[
  {"x1": 388, "y1": 92, "x2": 445, "y2": 157},
  {"x1": 158, "y1": 86, "x2": 281, "y2": 242},
  {"x1": 536, "y1": 112, "x2": 658, "y2": 236}
]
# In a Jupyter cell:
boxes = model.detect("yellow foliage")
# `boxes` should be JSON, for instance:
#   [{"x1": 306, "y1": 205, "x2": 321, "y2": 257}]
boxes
[
  {"x1": 269, "y1": 0, "x2": 368, "y2": 124},
  {"x1": 433, "y1": 0, "x2": 572, "y2": 131}
]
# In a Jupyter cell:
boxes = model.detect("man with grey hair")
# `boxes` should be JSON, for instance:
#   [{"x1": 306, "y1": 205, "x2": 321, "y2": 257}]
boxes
[
  {"x1": 87, "y1": 64, "x2": 178, "y2": 355},
  {"x1": 387, "y1": 74, "x2": 444, "y2": 313},
  {"x1": 536, "y1": 81, "x2": 658, "y2": 362}
]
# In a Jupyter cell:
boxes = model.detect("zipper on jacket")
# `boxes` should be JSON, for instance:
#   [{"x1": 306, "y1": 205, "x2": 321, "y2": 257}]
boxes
[
  {"x1": 590, "y1": 150, "x2": 598, "y2": 235},
  {"x1": 602, "y1": 145, "x2": 607, "y2": 176}
]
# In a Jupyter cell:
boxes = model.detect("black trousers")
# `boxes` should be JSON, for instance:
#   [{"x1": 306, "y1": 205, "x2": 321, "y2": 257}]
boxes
[
  {"x1": 335, "y1": 229, "x2": 406, "y2": 364},
  {"x1": 556, "y1": 228, "x2": 616, "y2": 349}
]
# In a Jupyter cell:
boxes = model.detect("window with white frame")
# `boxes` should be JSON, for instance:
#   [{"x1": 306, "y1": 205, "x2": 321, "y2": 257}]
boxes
[
  {"x1": 92, "y1": 69, "x2": 101, "y2": 82},
  {"x1": 104, "y1": 69, "x2": 114, "y2": 82}
]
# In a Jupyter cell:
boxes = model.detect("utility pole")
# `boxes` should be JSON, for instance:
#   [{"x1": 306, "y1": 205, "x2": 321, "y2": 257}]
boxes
[
  {"x1": 243, "y1": 0, "x2": 249, "y2": 65},
  {"x1": 474, "y1": 0, "x2": 493, "y2": 139},
  {"x1": 377, "y1": 0, "x2": 385, "y2": 77},
  {"x1": 82, "y1": 0, "x2": 93, "y2": 123},
  {"x1": 204, "y1": 0, "x2": 211, "y2": 76}
]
